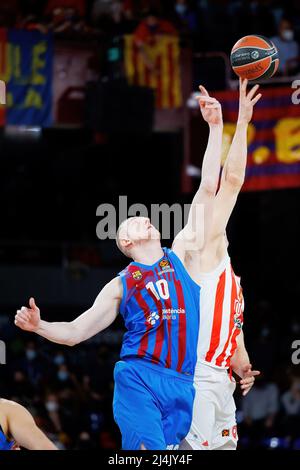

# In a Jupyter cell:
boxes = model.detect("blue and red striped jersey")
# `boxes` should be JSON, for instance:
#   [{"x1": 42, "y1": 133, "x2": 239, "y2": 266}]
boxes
[
  {"x1": 118, "y1": 248, "x2": 200, "y2": 376},
  {"x1": 0, "y1": 425, "x2": 13, "y2": 450}
]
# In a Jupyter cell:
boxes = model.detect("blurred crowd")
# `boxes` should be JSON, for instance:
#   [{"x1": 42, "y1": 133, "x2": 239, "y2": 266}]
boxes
[
  {"x1": 0, "y1": 315, "x2": 123, "y2": 449},
  {"x1": 1, "y1": 306, "x2": 300, "y2": 450},
  {"x1": 0, "y1": 0, "x2": 299, "y2": 75}
]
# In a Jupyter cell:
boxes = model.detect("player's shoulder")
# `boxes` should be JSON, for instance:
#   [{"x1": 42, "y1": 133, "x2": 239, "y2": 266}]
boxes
[
  {"x1": 0, "y1": 398, "x2": 23, "y2": 411},
  {"x1": 105, "y1": 277, "x2": 123, "y2": 298},
  {"x1": 118, "y1": 264, "x2": 131, "y2": 277},
  {"x1": 0, "y1": 399, "x2": 27, "y2": 419},
  {"x1": 1, "y1": 399, "x2": 34, "y2": 426},
  {"x1": 0, "y1": 398, "x2": 15, "y2": 409}
]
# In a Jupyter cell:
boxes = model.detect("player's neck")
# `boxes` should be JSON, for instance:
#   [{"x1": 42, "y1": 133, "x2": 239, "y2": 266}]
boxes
[{"x1": 132, "y1": 244, "x2": 164, "y2": 266}]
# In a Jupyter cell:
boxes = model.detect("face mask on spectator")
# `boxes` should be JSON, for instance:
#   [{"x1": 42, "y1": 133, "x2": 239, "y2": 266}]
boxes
[
  {"x1": 175, "y1": 4, "x2": 187, "y2": 15},
  {"x1": 26, "y1": 350, "x2": 36, "y2": 360},
  {"x1": 45, "y1": 401, "x2": 59, "y2": 412},
  {"x1": 282, "y1": 29, "x2": 294, "y2": 41},
  {"x1": 58, "y1": 371, "x2": 69, "y2": 381},
  {"x1": 54, "y1": 355, "x2": 65, "y2": 365}
]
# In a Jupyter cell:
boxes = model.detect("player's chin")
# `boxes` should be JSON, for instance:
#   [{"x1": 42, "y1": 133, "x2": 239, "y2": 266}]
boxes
[{"x1": 149, "y1": 227, "x2": 161, "y2": 240}]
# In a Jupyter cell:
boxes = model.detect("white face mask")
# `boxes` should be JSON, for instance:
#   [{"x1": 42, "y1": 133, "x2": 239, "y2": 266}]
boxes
[
  {"x1": 282, "y1": 29, "x2": 294, "y2": 41},
  {"x1": 45, "y1": 401, "x2": 58, "y2": 412}
]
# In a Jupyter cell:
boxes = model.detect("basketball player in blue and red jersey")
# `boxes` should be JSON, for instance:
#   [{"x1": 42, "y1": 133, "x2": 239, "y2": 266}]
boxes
[
  {"x1": 14, "y1": 88, "x2": 224, "y2": 450},
  {"x1": 0, "y1": 398, "x2": 57, "y2": 450}
]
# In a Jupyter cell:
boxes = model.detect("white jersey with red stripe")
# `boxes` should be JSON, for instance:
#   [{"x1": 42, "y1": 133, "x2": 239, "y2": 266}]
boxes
[{"x1": 196, "y1": 253, "x2": 244, "y2": 371}]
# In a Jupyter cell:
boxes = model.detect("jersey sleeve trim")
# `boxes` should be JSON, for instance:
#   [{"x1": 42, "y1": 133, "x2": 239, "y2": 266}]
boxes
[{"x1": 118, "y1": 272, "x2": 127, "y2": 317}]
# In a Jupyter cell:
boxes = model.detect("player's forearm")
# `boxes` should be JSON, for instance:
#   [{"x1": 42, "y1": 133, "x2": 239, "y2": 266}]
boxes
[
  {"x1": 35, "y1": 320, "x2": 81, "y2": 346},
  {"x1": 18, "y1": 428, "x2": 58, "y2": 450},
  {"x1": 185, "y1": 124, "x2": 223, "y2": 246},
  {"x1": 231, "y1": 343, "x2": 250, "y2": 378},
  {"x1": 223, "y1": 122, "x2": 248, "y2": 189},
  {"x1": 200, "y1": 123, "x2": 223, "y2": 194}
]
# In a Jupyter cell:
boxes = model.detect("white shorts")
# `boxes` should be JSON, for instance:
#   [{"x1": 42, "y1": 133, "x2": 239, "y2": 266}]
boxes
[{"x1": 180, "y1": 362, "x2": 238, "y2": 450}]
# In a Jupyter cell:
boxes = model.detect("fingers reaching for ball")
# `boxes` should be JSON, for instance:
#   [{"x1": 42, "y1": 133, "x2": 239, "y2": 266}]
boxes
[
  {"x1": 238, "y1": 78, "x2": 262, "y2": 124},
  {"x1": 197, "y1": 85, "x2": 223, "y2": 126}
]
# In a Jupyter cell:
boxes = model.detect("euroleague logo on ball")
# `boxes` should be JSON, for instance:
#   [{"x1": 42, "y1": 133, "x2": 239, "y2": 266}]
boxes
[
  {"x1": 230, "y1": 34, "x2": 279, "y2": 81},
  {"x1": 251, "y1": 50, "x2": 260, "y2": 60}
]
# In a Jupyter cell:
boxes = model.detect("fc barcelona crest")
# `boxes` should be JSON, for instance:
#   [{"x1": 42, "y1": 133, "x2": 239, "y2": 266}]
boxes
[{"x1": 132, "y1": 270, "x2": 143, "y2": 281}]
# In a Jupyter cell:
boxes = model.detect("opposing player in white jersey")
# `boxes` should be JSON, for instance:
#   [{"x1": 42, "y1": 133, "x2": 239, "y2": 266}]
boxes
[{"x1": 179, "y1": 79, "x2": 261, "y2": 450}]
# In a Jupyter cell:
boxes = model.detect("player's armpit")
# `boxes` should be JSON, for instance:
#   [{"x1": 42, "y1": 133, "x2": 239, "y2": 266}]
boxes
[
  {"x1": 7, "y1": 401, "x2": 57, "y2": 450},
  {"x1": 172, "y1": 183, "x2": 216, "y2": 259}
]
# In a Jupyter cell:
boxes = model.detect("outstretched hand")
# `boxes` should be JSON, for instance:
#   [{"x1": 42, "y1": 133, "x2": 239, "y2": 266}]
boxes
[
  {"x1": 198, "y1": 85, "x2": 223, "y2": 126},
  {"x1": 238, "y1": 78, "x2": 262, "y2": 125}
]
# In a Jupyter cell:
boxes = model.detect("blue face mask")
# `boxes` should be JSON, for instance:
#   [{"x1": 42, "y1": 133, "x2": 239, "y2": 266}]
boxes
[
  {"x1": 58, "y1": 371, "x2": 69, "y2": 381},
  {"x1": 54, "y1": 355, "x2": 65, "y2": 365},
  {"x1": 26, "y1": 350, "x2": 36, "y2": 361},
  {"x1": 175, "y1": 4, "x2": 187, "y2": 15}
]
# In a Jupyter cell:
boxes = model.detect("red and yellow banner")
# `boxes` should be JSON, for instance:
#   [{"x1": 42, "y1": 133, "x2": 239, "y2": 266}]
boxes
[
  {"x1": 124, "y1": 34, "x2": 182, "y2": 110},
  {"x1": 216, "y1": 87, "x2": 300, "y2": 191}
]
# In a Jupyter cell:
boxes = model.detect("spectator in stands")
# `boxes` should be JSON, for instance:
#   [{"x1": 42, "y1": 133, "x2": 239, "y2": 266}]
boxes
[
  {"x1": 242, "y1": 374, "x2": 279, "y2": 448},
  {"x1": 20, "y1": 341, "x2": 44, "y2": 387},
  {"x1": 133, "y1": 8, "x2": 177, "y2": 70},
  {"x1": 91, "y1": 0, "x2": 122, "y2": 23},
  {"x1": 90, "y1": 1, "x2": 137, "y2": 35},
  {"x1": 45, "y1": 0, "x2": 91, "y2": 34},
  {"x1": 9, "y1": 370, "x2": 35, "y2": 403},
  {"x1": 271, "y1": 18, "x2": 300, "y2": 76},
  {"x1": 123, "y1": 0, "x2": 162, "y2": 20},
  {"x1": 44, "y1": 392, "x2": 63, "y2": 434},
  {"x1": 45, "y1": 0, "x2": 85, "y2": 17},
  {"x1": 15, "y1": 1, "x2": 47, "y2": 32},
  {"x1": 54, "y1": 364, "x2": 77, "y2": 390},
  {"x1": 171, "y1": 0, "x2": 198, "y2": 37},
  {"x1": 235, "y1": 0, "x2": 276, "y2": 39},
  {"x1": 281, "y1": 376, "x2": 300, "y2": 443}
]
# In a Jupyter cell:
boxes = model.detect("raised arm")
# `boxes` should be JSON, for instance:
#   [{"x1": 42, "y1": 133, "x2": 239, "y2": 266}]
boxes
[
  {"x1": 211, "y1": 79, "x2": 262, "y2": 245},
  {"x1": 172, "y1": 86, "x2": 223, "y2": 257},
  {"x1": 14, "y1": 277, "x2": 122, "y2": 346},
  {"x1": 6, "y1": 400, "x2": 57, "y2": 450}
]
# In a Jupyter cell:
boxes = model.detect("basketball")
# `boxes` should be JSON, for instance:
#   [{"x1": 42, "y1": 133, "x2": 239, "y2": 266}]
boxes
[{"x1": 230, "y1": 35, "x2": 279, "y2": 81}]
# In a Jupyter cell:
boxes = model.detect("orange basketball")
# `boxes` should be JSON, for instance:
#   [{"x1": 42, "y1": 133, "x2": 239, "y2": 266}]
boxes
[{"x1": 230, "y1": 35, "x2": 279, "y2": 81}]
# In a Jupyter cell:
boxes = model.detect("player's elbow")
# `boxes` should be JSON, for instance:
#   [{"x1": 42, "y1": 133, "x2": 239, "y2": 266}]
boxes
[
  {"x1": 200, "y1": 177, "x2": 218, "y2": 196},
  {"x1": 66, "y1": 338, "x2": 79, "y2": 347},
  {"x1": 225, "y1": 171, "x2": 245, "y2": 191},
  {"x1": 65, "y1": 323, "x2": 83, "y2": 347}
]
